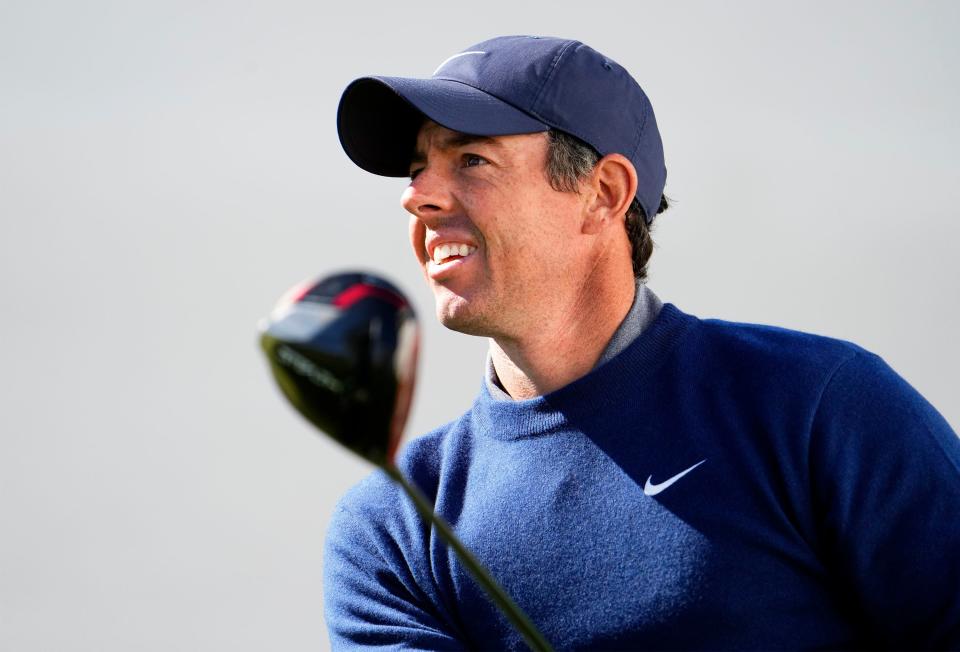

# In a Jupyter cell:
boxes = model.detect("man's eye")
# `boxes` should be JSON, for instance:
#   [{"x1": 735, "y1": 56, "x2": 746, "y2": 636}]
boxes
[
  {"x1": 464, "y1": 154, "x2": 487, "y2": 168},
  {"x1": 409, "y1": 167, "x2": 424, "y2": 180}
]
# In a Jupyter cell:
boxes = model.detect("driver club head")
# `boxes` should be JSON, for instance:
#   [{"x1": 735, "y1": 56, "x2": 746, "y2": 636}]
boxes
[{"x1": 258, "y1": 271, "x2": 418, "y2": 466}]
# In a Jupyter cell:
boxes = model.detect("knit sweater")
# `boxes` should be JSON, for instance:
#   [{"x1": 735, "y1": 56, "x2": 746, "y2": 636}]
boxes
[{"x1": 324, "y1": 303, "x2": 960, "y2": 650}]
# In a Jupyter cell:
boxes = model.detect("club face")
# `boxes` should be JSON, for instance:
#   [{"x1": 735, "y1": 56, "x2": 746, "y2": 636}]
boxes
[{"x1": 259, "y1": 272, "x2": 418, "y2": 466}]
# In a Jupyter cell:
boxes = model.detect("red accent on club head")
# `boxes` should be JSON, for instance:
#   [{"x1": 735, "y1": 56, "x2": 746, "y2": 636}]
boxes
[
  {"x1": 333, "y1": 283, "x2": 407, "y2": 310},
  {"x1": 289, "y1": 283, "x2": 313, "y2": 304},
  {"x1": 273, "y1": 278, "x2": 316, "y2": 313}
]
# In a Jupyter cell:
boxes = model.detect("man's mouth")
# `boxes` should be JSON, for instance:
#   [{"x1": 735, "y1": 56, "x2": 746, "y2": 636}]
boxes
[{"x1": 430, "y1": 242, "x2": 477, "y2": 265}]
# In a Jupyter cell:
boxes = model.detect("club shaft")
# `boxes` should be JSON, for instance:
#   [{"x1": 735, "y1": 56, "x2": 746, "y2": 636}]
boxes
[{"x1": 383, "y1": 464, "x2": 554, "y2": 652}]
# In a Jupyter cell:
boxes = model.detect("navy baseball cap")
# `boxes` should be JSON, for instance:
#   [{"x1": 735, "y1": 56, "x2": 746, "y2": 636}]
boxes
[{"x1": 337, "y1": 35, "x2": 667, "y2": 224}]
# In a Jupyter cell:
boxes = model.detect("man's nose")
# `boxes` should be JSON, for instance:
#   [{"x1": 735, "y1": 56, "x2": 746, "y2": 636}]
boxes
[{"x1": 400, "y1": 165, "x2": 454, "y2": 221}]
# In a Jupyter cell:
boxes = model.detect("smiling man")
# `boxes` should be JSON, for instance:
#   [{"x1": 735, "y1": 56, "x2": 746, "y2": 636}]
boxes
[
  {"x1": 326, "y1": 36, "x2": 960, "y2": 649},
  {"x1": 403, "y1": 121, "x2": 639, "y2": 399}
]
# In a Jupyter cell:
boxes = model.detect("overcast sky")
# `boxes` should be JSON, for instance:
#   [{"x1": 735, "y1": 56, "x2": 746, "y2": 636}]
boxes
[{"x1": 1, "y1": 1, "x2": 958, "y2": 650}]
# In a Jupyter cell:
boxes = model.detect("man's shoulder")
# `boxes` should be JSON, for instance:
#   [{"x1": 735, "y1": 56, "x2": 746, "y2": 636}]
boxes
[
  {"x1": 687, "y1": 310, "x2": 869, "y2": 374},
  {"x1": 396, "y1": 413, "x2": 472, "y2": 487},
  {"x1": 333, "y1": 409, "x2": 475, "y2": 518}
]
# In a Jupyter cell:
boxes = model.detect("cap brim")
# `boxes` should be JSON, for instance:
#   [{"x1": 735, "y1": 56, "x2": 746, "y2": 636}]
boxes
[{"x1": 337, "y1": 76, "x2": 549, "y2": 177}]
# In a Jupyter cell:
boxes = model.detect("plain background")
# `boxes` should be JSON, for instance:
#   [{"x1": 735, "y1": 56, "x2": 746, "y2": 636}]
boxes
[{"x1": 1, "y1": 1, "x2": 957, "y2": 649}]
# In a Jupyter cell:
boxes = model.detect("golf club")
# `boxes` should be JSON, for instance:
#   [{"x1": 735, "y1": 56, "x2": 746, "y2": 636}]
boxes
[{"x1": 259, "y1": 271, "x2": 553, "y2": 651}]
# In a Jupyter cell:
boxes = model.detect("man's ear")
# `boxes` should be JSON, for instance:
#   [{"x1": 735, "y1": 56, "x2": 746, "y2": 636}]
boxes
[{"x1": 581, "y1": 154, "x2": 638, "y2": 235}]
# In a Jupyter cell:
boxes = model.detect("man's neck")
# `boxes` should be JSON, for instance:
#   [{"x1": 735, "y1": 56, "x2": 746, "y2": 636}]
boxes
[{"x1": 490, "y1": 277, "x2": 636, "y2": 400}]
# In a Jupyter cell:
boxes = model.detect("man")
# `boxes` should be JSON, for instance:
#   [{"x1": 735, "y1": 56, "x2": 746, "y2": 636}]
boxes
[{"x1": 325, "y1": 35, "x2": 960, "y2": 649}]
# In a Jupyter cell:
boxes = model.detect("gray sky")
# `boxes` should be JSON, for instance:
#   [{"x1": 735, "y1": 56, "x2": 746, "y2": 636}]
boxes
[{"x1": 1, "y1": 1, "x2": 957, "y2": 649}]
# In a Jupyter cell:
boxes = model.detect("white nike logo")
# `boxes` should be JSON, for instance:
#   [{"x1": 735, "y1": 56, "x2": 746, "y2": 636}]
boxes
[
  {"x1": 433, "y1": 51, "x2": 486, "y2": 75},
  {"x1": 643, "y1": 459, "x2": 707, "y2": 496}
]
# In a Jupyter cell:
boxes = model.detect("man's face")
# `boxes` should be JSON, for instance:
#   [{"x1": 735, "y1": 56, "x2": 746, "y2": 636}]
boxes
[{"x1": 400, "y1": 122, "x2": 587, "y2": 339}]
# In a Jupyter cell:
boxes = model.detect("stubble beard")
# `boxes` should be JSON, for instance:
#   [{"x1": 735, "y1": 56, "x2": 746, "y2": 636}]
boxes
[{"x1": 432, "y1": 285, "x2": 495, "y2": 337}]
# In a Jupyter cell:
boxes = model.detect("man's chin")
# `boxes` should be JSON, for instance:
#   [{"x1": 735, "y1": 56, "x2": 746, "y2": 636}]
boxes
[{"x1": 433, "y1": 292, "x2": 490, "y2": 337}]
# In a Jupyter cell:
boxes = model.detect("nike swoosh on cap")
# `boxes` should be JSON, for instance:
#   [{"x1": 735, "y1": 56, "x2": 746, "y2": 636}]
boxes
[
  {"x1": 644, "y1": 459, "x2": 707, "y2": 496},
  {"x1": 432, "y1": 51, "x2": 486, "y2": 75}
]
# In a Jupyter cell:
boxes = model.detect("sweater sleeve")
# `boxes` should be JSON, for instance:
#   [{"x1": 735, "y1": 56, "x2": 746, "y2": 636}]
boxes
[
  {"x1": 810, "y1": 350, "x2": 960, "y2": 647},
  {"x1": 323, "y1": 499, "x2": 465, "y2": 651}
]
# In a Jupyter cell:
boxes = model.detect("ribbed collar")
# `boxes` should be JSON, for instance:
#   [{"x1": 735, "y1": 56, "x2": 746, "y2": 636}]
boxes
[{"x1": 472, "y1": 303, "x2": 696, "y2": 440}]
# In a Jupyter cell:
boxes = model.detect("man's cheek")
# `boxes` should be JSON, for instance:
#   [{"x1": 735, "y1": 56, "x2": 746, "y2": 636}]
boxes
[{"x1": 408, "y1": 217, "x2": 426, "y2": 264}]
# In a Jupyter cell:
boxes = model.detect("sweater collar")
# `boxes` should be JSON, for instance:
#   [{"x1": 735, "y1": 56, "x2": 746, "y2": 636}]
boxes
[{"x1": 473, "y1": 302, "x2": 696, "y2": 439}]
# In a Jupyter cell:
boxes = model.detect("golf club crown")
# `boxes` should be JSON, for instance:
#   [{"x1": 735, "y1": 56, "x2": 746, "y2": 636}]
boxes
[{"x1": 259, "y1": 272, "x2": 418, "y2": 465}]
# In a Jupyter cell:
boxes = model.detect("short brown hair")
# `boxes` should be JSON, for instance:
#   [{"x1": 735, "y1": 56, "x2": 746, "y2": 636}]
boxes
[{"x1": 546, "y1": 130, "x2": 668, "y2": 280}]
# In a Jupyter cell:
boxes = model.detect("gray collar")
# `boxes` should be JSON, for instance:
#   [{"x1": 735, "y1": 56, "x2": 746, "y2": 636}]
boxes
[{"x1": 484, "y1": 281, "x2": 663, "y2": 400}]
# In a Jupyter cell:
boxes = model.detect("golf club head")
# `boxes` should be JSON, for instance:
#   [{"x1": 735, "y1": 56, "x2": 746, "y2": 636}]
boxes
[{"x1": 259, "y1": 271, "x2": 418, "y2": 466}]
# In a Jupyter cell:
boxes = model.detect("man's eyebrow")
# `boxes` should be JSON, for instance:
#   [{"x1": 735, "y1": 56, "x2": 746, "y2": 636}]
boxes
[{"x1": 410, "y1": 133, "x2": 502, "y2": 166}]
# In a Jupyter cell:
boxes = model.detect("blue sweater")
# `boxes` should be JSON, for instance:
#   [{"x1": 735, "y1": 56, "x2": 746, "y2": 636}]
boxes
[{"x1": 324, "y1": 304, "x2": 960, "y2": 650}]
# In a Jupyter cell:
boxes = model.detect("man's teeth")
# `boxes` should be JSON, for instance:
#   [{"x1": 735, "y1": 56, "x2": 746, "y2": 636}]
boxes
[{"x1": 432, "y1": 243, "x2": 477, "y2": 264}]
